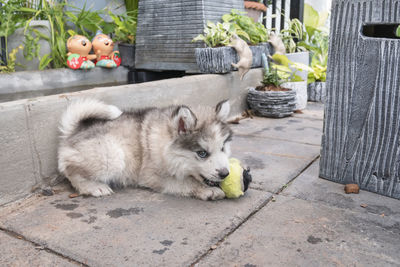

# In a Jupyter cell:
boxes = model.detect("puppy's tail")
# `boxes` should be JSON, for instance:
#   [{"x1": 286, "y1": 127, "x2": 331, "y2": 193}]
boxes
[{"x1": 59, "y1": 98, "x2": 122, "y2": 138}]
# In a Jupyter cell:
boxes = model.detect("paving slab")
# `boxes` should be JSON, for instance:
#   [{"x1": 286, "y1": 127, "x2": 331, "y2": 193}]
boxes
[
  {"x1": 197, "y1": 194, "x2": 400, "y2": 267},
  {"x1": 0, "y1": 230, "x2": 76, "y2": 267},
  {"x1": 232, "y1": 115, "x2": 323, "y2": 146},
  {"x1": 0, "y1": 187, "x2": 271, "y2": 267},
  {"x1": 283, "y1": 160, "x2": 400, "y2": 219},
  {"x1": 231, "y1": 135, "x2": 319, "y2": 193}
]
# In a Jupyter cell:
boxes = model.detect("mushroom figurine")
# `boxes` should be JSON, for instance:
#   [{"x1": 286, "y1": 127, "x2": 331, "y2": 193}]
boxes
[
  {"x1": 91, "y1": 31, "x2": 121, "y2": 68},
  {"x1": 66, "y1": 35, "x2": 96, "y2": 70}
]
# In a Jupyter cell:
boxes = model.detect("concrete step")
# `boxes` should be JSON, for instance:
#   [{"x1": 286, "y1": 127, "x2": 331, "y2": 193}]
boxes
[{"x1": 0, "y1": 69, "x2": 262, "y2": 206}]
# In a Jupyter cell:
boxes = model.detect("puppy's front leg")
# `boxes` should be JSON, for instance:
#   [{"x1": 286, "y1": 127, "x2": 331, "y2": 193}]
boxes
[{"x1": 194, "y1": 186, "x2": 226, "y2": 201}]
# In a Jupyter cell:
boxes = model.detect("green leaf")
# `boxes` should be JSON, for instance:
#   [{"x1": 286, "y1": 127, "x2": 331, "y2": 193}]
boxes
[
  {"x1": 396, "y1": 25, "x2": 400, "y2": 37},
  {"x1": 304, "y1": 4, "x2": 319, "y2": 29},
  {"x1": 39, "y1": 54, "x2": 52, "y2": 70}
]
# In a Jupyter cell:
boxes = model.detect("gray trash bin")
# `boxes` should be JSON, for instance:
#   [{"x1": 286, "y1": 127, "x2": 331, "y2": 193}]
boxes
[{"x1": 320, "y1": 0, "x2": 400, "y2": 199}]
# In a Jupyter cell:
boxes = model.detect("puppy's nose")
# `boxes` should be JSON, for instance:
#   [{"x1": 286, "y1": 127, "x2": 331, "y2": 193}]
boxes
[{"x1": 217, "y1": 168, "x2": 229, "y2": 179}]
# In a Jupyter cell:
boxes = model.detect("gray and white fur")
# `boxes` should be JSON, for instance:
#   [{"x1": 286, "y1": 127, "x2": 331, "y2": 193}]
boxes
[{"x1": 58, "y1": 99, "x2": 233, "y2": 200}]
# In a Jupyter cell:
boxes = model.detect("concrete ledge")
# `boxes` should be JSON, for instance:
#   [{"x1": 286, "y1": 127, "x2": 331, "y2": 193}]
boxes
[
  {"x1": 0, "y1": 67, "x2": 129, "y2": 103},
  {"x1": 0, "y1": 69, "x2": 262, "y2": 205}
]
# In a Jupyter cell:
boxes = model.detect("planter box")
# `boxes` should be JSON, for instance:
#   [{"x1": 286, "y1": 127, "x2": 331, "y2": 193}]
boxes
[
  {"x1": 286, "y1": 51, "x2": 309, "y2": 82},
  {"x1": 118, "y1": 43, "x2": 135, "y2": 68},
  {"x1": 320, "y1": 0, "x2": 400, "y2": 199},
  {"x1": 308, "y1": 82, "x2": 326, "y2": 102},
  {"x1": 282, "y1": 81, "x2": 307, "y2": 110},
  {"x1": 0, "y1": 68, "x2": 129, "y2": 103},
  {"x1": 247, "y1": 87, "x2": 296, "y2": 118},
  {"x1": 135, "y1": 0, "x2": 244, "y2": 71},
  {"x1": 8, "y1": 20, "x2": 51, "y2": 71},
  {"x1": 195, "y1": 43, "x2": 271, "y2": 74}
]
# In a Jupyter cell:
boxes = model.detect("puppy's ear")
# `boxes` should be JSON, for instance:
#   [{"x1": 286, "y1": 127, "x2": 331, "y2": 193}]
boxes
[
  {"x1": 172, "y1": 105, "x2": 197, "y2": 135},
  {"x1": 215, "y1": 100, "x2": 230, "y2": 122}
]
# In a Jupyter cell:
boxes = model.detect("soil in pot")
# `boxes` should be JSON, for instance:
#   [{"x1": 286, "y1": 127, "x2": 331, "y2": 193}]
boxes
[{"x1": 255, "y1": 85, "x2": 291, "y2": 92}]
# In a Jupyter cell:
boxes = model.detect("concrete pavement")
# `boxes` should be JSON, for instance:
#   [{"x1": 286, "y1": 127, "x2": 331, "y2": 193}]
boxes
[{"x1": 1, "y1": 102, "x2": 399, "y2": 267}]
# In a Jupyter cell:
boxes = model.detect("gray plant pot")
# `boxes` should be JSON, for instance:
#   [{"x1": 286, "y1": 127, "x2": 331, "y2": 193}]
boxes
[
  {"x1": 195, "y1": 43, "x2": 270, "y2": 74},
  {"x1": 8, "y1": 20, "x2": 51, "y2": 71},
  {"x1": 118, "y1": 43, "x2": 135, "y2": 68},
  {"x1": 281, "y1": 81, "x2": 308, "y2": 110},
  {"x1": 286, "y1": 52, "x2": 310, "y2": 81},
  {"x1": 247, "y1": 87, "x2": 296, "y2": 118},
  {"x1": 308, "y1": 82, "x2": 326, "y2": 102}
]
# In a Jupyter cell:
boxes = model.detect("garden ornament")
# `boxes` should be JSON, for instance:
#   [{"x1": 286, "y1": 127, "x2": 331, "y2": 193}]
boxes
[
  {"x1": 66, "y1": 35, "x2": 96, "y2": 70},
  {"x1": 220, "y1": 158, "x2": 252, "y2": 198},
  {"x1": 229, "y1": 34, "x2": 252, "y2": 80},
  {"x1": 92, "y1": 31, "x2": 121, "y2": 68},
  {"x1": 268, "y1": 32, "x2": 286, "y2": 55}
]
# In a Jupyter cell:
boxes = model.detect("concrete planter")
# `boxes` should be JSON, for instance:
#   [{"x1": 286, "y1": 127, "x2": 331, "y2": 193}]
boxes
[
  {"x1": 308, "y1": 82, "x2": 326, "y2": 102},
  {"x1": 195, "y1": 43, "x2": 270, "y2": 74},
  {"x1": 0, "y1": 67, "x2": 129, "y2": 103},
  {"x1": 282, "y1": 81, "x2": 307, "y2": 110},
  {"x1": 286, "y1": 52, "x2": 310, "y2": 82},
  {"x1": 135, "y1": 0, "x2": 244, "y2": 71},
  {"x1": 118, "y1": 43, "x2": 135, "y2": 68},
  {"x1": 247, "y1": 87, "x2": 296, "y2": 118},
  {"x1": 8, "y1": 20, "x2": 51, "y2": 71}
]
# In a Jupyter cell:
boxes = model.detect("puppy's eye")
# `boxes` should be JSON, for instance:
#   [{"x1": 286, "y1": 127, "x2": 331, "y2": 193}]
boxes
[{"x1": 196, "y1": 150, "x2": 208, "y2": 158}]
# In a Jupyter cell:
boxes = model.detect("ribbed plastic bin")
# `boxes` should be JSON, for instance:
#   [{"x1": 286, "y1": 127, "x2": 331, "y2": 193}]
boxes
[{"x1": 320, "y1": 0, "x2": 400, "y2": 199}]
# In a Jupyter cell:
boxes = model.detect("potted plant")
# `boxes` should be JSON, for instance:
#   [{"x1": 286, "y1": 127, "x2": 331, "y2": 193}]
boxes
[
  {"x1": 279, "y1": 18, "x2": 309, "y2": 81},
  {"x1": 193, "y1": 21, "x2": 250, "y2": 73},
  {"x1": 109, "y1": 10, "x2": 137, "y2": 68},
  {"x1": 244, "y1": 0, "x2": 269, "y2": 23},
  {"x1": 270, "y1": 53, "x2": 311, "y2": 111},
  {"x1": 193, "y1": 9, "x2": 270, "y2": 73},
  {"x1": 306, "y1": 31, "x2": 328, "y2": 102},
  {"x1": 247, "y1": 54, "x2": 296, "y2": 118}
]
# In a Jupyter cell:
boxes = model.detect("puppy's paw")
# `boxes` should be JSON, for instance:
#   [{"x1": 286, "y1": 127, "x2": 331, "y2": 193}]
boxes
[
  {"x1": 78, "y1": 182, "x2": 114, "y2": 197},
  {"x1": 196, "y1": 187, "x2": 225, "y2": 201}
]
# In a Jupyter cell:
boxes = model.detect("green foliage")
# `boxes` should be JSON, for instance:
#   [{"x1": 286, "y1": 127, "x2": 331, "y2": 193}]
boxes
[
  {"x1": 192, "y1": 21, "x2": 249, "y2": 48},
  {"x1": 0, "y1": 45, "x2": 23, "y2": 73},
  {"x1": 124, "y1": 0, "x2": 139, "y2": 13},
  {"x1": 0, "y1": 0, "x2": 27, "y2": 71},
  {"x1": 222, "y1": 9, "x2": 268, "y2": 45},
  {"x1": 280, "y1": 18, "x2": 307, "y2": 53},
  {"x1": 396, "y1": 25, "x2": 400, "y2": 37},
  {"x1": 109, "y1": 10, "x2": 137, "y2": 44},
  {"x1": 261, "y1": 69, "x2": 282, "y2": 88},
  {"x1": 270, "y1": 53, "x2": 312, "y2": 83}
]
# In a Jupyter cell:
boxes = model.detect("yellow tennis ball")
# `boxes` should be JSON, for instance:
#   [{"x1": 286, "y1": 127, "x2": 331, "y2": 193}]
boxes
[{"x1": 220, "y1": 158, "x2": 245, "y2": 198}]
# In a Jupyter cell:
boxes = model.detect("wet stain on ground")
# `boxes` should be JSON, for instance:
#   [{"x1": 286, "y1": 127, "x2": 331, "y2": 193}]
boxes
[
  {"x1": 288, "y1": 119, "x2": 301, "y2": 123},
  {"x1": 88, "y1": 209, "x2": 97, "y2": 214},
  {"x1": 244, "y1": 264, "x2": 257, "y2": 267},
  {"x1": 307, "y1": 235, "x2": 323, "y2": 244},
  {"x1": 160, "y1": 240, "x2": 173, "y2": 246},
  {"x1": 55, "y1": 203, "x2": 79, "y2": 210},
  {"x1": 274, "y1": 126, "x2": 285, "y2": 131},
  {"x1": 365, "y1": 205, "x2": 394, "y2": 216},
  {"x1": 93, "y1": 226, "x2": 102, "y2": 230},
  {"x1": 106, "y1": 207, "x2": 144, "y2": 218},
  {"x1": 66, "y1": 212, "x2": 83, "y2": 218},
  {"x1": 71, "y1": 199, "x2": 80, "y2": 203},
  {"x1": 243, "y1": 155, "x2": 266, "y2": 170},
  {"x1": 152, "y1": 248, "x2": 168, "y2": 255},
  {"x1": 82, "y1": 216, "x2": 97, "y2": 224},
  {"x1": 296, "y1": 127, "x2": 321, "y2": 131},
  {"x1": 181, "y1": 237, "x2": 188, "y2": 245}
]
